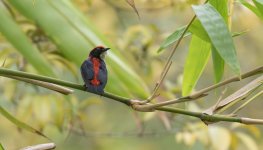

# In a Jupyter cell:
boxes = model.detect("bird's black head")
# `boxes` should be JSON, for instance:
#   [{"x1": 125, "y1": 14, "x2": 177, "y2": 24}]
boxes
[{"x1": 89, "y1": 46, "x2": 110, "y2": 60}]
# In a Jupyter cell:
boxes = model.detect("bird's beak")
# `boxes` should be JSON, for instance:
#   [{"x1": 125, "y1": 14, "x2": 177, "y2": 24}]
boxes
[{"x1": 103, "y1": 48, "x2": 110, "y2": 52}]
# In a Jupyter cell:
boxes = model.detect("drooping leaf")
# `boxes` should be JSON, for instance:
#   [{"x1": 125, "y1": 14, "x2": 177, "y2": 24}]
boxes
[
  {"x1": 0, "y1": 2, "x2": 55, "y2": 76},
  {"x1": 211, "y1": 47, "x2": 224, "y2": 82},
  {"x1": 239, "y1": 0, "x2": 263, "y2": 19},
  {"x1": 0, "y1": 105, "x2": 49, "y2": 139},
  {"x1": 182, "y1": 35, "x2": 211, "y2": 96},
  {"x1": 192, "y1": 3, "x2": 241, "y2": 76},
  {"x1": 158, "y1": 26, "x2": 191, "y2": 52},
  {"x1": 253, "y1": 0, "x2": 263, "y2": 17},
  {"x1": 209, "y1": 0, "x2": 227, "y2": 82},
  {"x1": 125, "y1": 0, "x2": 140, "y2": 19}
]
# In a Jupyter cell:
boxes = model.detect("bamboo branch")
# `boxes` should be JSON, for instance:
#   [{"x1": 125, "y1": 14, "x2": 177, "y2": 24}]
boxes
[
  {"x1": 136, "y1": 66, "x2": 263, "y2": 110},
  {"x1": 0, "y1": 68, "x2": 131, "y2": 105},
  {"x1": 1, "y1": 68, "x2": 263, "y2": 125}
]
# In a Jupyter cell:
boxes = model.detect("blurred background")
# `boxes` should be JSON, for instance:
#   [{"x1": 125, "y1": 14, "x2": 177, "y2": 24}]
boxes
[{"x1": 0, "y1": 0, "x2": 262, "y2": 149}]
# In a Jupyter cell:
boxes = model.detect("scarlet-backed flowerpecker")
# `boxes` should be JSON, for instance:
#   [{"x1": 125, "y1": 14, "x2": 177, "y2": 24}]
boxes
[{"x1": 81, "y1": 46, "x2": 110, "y2": 94}]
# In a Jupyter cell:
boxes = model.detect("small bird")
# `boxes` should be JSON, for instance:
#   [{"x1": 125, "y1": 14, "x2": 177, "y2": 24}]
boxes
[{"x1": 81, "y1": 46, "x2": 110, "y2": 94}]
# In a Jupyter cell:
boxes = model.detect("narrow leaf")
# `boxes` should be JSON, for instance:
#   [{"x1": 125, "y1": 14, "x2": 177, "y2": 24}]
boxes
[
  {"x1": 192, "y1": 4, "x2": 241, "y2": 75},
  {"x1": 0, "y1": 3, "x2": 55, "y2": 76},
  {"x1": 182, "y1": 35, "x2": 211, "y2": 96},
  {"x1": 0, "y1": 105, "x2": 49, "y2": 139},
  {"x1": 239, "y1": 0, "x2": 263, "y2": 19},
  {"x1": 209, "y1": 0, "x2": 227, "y2": 83},
  {"x1": 125, "y1": 0, "x2": 140, "y2": 19},
  {"x1": 158, "y1": 26, "x2": 191, "y2": 52},
  {"x1": 0, "y1": 143, "x2": 4, "y2": 150},
  {"x1": 204, "y1": 75, "x2": 263, "y2": 114},
  {"x1": 212, "y1": 46, "x2": 224, "y2": 82},
  {"x1": 209, "y1": 0, "x2": 228, "y2": 23},
  {"x1": 253, "y1": 0, "x2": 263, "y2": 16},
  {"x1": 232, "y1": 90, "x2": 263, "y2": 114}
]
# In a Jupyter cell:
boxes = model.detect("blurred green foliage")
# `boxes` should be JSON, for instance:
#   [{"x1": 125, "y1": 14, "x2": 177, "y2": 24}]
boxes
[{"x1": 0, "y1": 0, "x2": 263, "y2": 150}]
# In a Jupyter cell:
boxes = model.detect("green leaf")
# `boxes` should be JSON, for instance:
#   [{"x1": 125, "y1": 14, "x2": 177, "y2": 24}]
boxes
[
  {"x1": 0, "y1": 3, "x2": 55, "y2": 76},
  {"x1": 182, "y1": 35, "x2": 211, "y2": 96},
  {"x1": 211, "y1": 46, "x2": 224, "y2": 82},
  {"x1": 253, "y1": 0, "x2": 263, "y2": 17},
  {"x1": 189, "y1": 20, "x2": 210, "y2": 42},
  {"x1": 0, "y1": 104, "x2": 49, "y2": 139},
  {"x1": 0, "y1": 143, "x2": 4, "y2": 150},
  {"x1": 192, "y1": 3, "x2": 241, "y2": 76},
  {"x1": 9, "y1": 0, "x2": 149, "y2": 98},
  {"x1": 209, "y1": 0, "x2": 228, "y2": 23},
  {"x1": 158, "y1": 26, "x2": 191, "y2": 52},
  {"x1": 239, "y1": 0, "x2": 263, "y2": 19}
]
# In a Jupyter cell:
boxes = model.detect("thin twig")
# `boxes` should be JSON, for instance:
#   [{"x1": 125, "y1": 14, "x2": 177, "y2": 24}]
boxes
[
  {"x1": 146, "y1": 61, "x2": 172, "y2": 103},
  {"x1": 212, "y1": 87, "x2": 228, "y2": 113},
  {"x1": 231, "y1": 90, "x2": 263, "y2": 114},
  {"x1": 147, "y1": 16, "x2": 196, "y2": 102}
]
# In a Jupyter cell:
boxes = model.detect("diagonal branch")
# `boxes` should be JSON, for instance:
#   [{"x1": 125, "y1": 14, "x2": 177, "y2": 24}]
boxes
[
  {"x1": 146, "y1": 16, "x2": 196, "y2": 103},
  {"x1": 147, "y1": 0, "x2": 210, "y2": 102},
  {"x1": 132, "y1": 66, "x2": 263, "y2": 110}
]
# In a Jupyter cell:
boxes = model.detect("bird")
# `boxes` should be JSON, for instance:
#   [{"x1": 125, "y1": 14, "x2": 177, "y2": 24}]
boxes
[{"x1": 80, "y1": 46, "x2": 110, "y2": 94}]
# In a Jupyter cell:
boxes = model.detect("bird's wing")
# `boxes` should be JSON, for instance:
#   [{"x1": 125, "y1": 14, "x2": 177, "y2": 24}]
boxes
[
  {"x1": 98, "y1": 61, "x2": 107, "y2": 84},
  {"x1": 80, "y1": 60, "x2": 94, "y2": 83}
]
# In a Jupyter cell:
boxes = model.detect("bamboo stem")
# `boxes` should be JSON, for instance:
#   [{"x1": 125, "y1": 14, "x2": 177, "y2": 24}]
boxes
[{"x1": 1, "y1": 68, "x2": 263, "y2": 125}]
